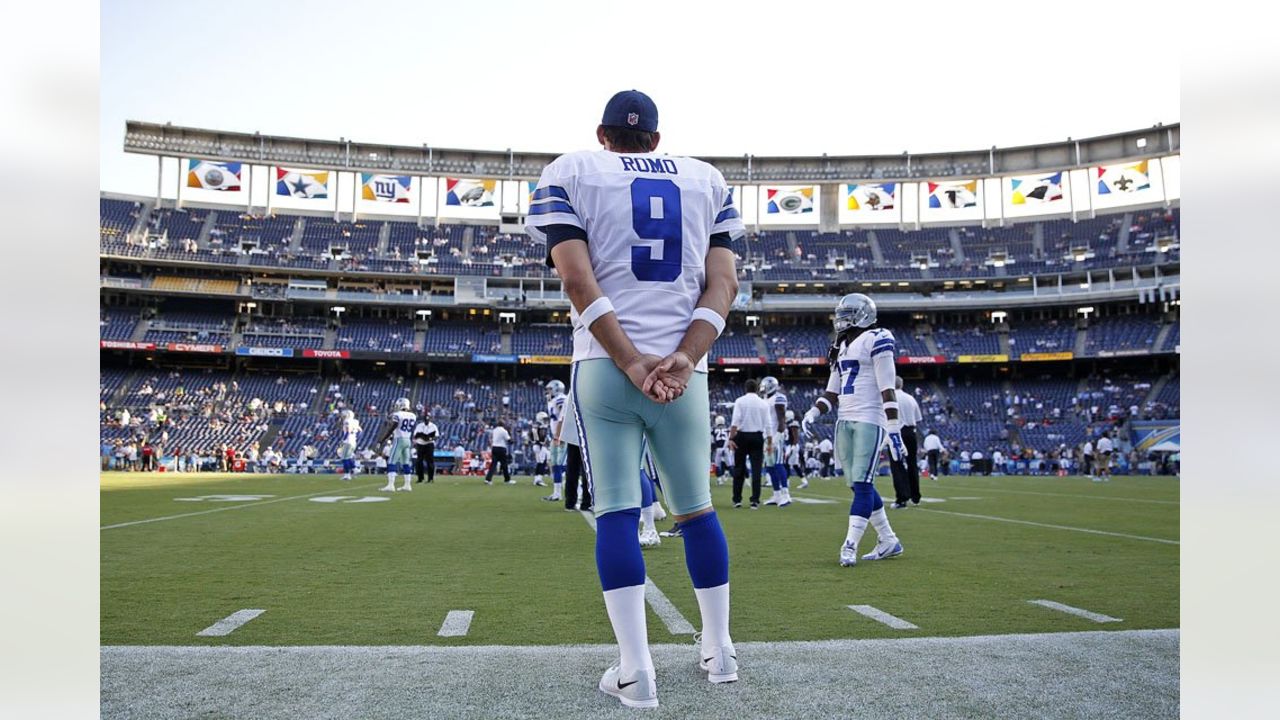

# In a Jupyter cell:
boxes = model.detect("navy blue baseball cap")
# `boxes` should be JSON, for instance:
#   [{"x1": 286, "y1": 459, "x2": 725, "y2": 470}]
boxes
[{"x1": 601, "y1": 90, "x2": 658, "y2": 133}]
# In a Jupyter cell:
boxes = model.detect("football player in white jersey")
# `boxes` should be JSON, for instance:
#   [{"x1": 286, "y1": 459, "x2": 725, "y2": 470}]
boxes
[
  {"x1": 525, "y1": 90, "x2": 743, "y2": 708},
  {"x1": 711, "y1": 415, "x2": 731, "y2": 485},
  {"x1": 759, "y1": 376, "x2": 792, "y2": 507},
  {"x1": 543, "y1": 379, "x2": 569, "y2": 502},
  {"x1": 338, "y1": 409, "x2": 362, "y2": 481},
  {"x1": 785, "y1": 410, "x2": 807, "y2": 489},
  {"x1": 801, "y1": 294, "x2": 906, "y2": 567},
  {"x1": 373, "y1": 398, "x2": 417, "y2": 492},
  {"x1": 531, "y1": 411, "x2": 551, "y2": 487}
]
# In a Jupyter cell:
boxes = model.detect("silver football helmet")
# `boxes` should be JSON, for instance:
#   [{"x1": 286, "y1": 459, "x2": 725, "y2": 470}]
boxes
[
  {"x1": 759, "y1": 376, "x2": 779, "y2": 397},
  {"x1": 545, "y1": 379, "x2": 566, "y2": 399},
  {"x1": 535, "y1": 411, "x2": 549, "y2": 423},
  {"x1": 785, "y1": 410, "x2": 796, "y2": 422},
  {"x1": 714, "y1": 415, "x2": 726, "y2": 427},
  {"x1": 394, "y1": 398, "x2": 411, "y2": 411},
  {"x1": 833, "y1": 293, "x2": 877, "y2": 333}
]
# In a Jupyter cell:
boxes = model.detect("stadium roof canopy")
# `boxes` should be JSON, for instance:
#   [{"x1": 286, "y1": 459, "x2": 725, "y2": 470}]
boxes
[{"x1": 124, "y1": 121, "x2": 1178, "y2": 184}]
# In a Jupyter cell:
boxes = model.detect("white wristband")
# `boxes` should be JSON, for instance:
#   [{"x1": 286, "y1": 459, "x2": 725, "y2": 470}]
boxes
[
  {"x1": 579, "y1": 296, "x2": 615, "y2": 329},
  {"x1": 883, "y1": 401, "x2": 899, "y2": 413},
  {"x1": 691, "y1": 307, "x2": 726, "y2": 337}
]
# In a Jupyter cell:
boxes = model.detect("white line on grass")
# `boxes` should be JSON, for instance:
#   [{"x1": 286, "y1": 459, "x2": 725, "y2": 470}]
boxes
[
  {"x1": 645, "y1": 579, "x2": 696, "y2": 634},
  {"x1": 916, "y1": 508, "x2": 1179, "y2": 545},
  {"x1": 1028, "y1": 600, "x2": 1122, "y2": 623},
  {"x1": 847, "y1": 605, "x2": 919, "y2": 630},
  {"x1": 791, "y1": 497, "x2": 837, "y2": 505},
  {"x1": 798, "y1": 490, "x2": 1179, "y2": 545},
  {"x1": 577, "y1": 508, "x2": 695, "y2": 635},
  {"x1": 196, "y1": 609, "x2": 265, "y2": 637},
  {"x1": 437, "y1": 611, "x2": 475, "y2": 637},
  {"x1": 935, "y1": 484, "x2": 1179, "y2": 506},
  {"x1": 101, "y1": 483, "x2": 383, "y2": 530}
]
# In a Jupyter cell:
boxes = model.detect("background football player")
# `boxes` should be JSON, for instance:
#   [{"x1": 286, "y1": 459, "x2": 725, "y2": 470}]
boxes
[
  {"x1": 759, "y1": 376, "x2": 792, "y2": 507},
  {"x1": 337, "y1": 409, "x2": 361, "y2": 481},
  {"x1": 372, "y1": 398, "x2": 417, "y2": 492}
]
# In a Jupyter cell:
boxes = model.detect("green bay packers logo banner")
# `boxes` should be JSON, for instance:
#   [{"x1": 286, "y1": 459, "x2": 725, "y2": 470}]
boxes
[
  {"x1": 361, "y1": 174, "x2": 412, "y2": 203},
  {"x1": 765, "y1": 186, "x2": 815, "y2": 214},
  {"x1": 187, "y1": 160, "x2": 242, "y2": 191},
  {"x1": 276, "y1": 168, "x2": 330, "y2": 199},
  {"x1": 846, "y1": 183, "x2": 896, "y2": 212}
]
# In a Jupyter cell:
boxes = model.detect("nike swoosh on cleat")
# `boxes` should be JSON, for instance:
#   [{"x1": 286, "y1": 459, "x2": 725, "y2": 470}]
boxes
[{"x1": 617, "y1": 679, "x2": 639, "y2": 689}]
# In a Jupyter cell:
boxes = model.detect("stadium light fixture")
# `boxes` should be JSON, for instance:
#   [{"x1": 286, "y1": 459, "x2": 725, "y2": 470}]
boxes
[
  {"x1": 331, "y1": 306, "x2": 346, "y2": 315},
  {"x1": 1136, "y1": 137, "x2": 1147, "y2": 148},
  {"x1": 724, "y1": 368, "x2": 740, "y2": 374},
  {"x1": 991, "y1": 311, "x2": 1008, "y2": 322},
  {"x1": 1077, "y1": 306, "x2": 1095, "y2": 316}
]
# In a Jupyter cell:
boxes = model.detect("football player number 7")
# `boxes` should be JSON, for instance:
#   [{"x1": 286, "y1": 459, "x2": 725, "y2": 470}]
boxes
[{"x1": 629, "y1": 178, "x2": 683, "y2": 282}]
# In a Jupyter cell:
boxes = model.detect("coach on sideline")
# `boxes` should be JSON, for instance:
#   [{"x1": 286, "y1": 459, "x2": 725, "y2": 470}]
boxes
[
  {"x1": 890, "y1": 377, "x2": 923, "y2": 507},
  {"x1": 728, "y1": 378, "x2": 771, "y2": 509}
]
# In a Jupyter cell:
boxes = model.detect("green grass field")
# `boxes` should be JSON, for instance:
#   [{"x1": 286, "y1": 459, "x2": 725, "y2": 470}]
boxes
[{"x1": 100, "y1": 471, "x2": 1178, "y2": 647}]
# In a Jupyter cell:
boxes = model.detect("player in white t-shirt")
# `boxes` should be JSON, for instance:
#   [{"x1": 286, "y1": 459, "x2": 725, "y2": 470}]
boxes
[
  {"x1": 373, "y1": 398, "x2": 417, "y2": 492},
  {"x1": 1094, "y1": 432, "x2": 1115, "y2": 482},
  {"x1": 801, "y1": 294, "x2": 906, "y2": 568},
  {"x1": 337, "y1": 409, "x2": 362, "y2": 481},
  {"x1": 524, "y1": 90, "x2": 742, "y2": 707}
]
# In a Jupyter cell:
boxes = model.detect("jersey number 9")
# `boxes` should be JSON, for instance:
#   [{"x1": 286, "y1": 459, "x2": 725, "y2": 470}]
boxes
[{"x1": 629, "y1": 178, "x2": 683, "y2": 282}]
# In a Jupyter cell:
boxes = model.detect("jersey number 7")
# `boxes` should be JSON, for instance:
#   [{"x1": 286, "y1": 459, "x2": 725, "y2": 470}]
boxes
[
  {"x1": 630, "y1": 178, "x2": 683, "y2": 282},
  {"x1": 839, "y1": 359, "x2": 860, "y2": 395}
]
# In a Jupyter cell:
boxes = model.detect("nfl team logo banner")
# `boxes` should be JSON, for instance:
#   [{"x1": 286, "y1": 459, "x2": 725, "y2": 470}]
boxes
[
  {"x1": 187, "y1": 160, "x2": 242, "y2": 191},
  {"x1": 765, "y1": 186, "x2": 815, "y2": 214},
  {"x1": 1009, "y1": 173, "x2": 1064, "y2": 205},
  {"x1": 927, "y1": 180, "x2": 979, "y2": 209},
  {"x1": 846, "y1": 183, "x2": 896, "y2": 212},
  {"x1": 1096, "y1": 160, "x2": 1151, "y2": 194},
  {"x1": 276, "y1": 168, "x2": 330, "y2": 199},
  {"x1": 361, "y1": 174, "x2": 412, "y2": 203},
  {"x1": 446, "y1": 178, "x2": 496, "y2": 207}
]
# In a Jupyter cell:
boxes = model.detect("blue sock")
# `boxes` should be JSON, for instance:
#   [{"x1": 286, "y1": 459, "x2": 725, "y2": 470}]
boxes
[
  {"x1": 871, "y1": 485, "x2": 883, "y2": 511},
  {"x1": 777, "y1": 465, "x2": 789, "y2": 488},
  {"x1": 640, "y1": 470, "x2": 655, "y2": 508},
  {"x1": 680, "y1": 512, "x2": 729, "y2": 589},
  {"x1": 553, "y1": 465, "x2": 564, "y2": 483},
  {"x1": 769, "y1": 466, "x2": 781, "y2": 491},
  {"x1": 850, "y1": 482, "x2": 875, "y2": 518},
  {"x1": 401, "y1": 464, "x2": 412, "y2": 476},
  {"x1": 596, "y1": 509, "x2": 646, "y2": 591}
]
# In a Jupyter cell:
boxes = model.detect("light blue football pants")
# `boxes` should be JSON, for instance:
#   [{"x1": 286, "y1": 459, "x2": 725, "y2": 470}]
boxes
[
  {"x1": 571, "y1": 359, "x2": 712, "y2": 517},
  {"x1": 835, "y1": 420, "x2": 886, "y2": 486}
]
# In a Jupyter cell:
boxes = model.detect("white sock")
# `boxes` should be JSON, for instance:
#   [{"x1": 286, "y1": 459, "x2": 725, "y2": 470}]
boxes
[
  {"x1": 552, "y1": 481, "x2": 562, "y2": 499},
  {"x1": 402, "y1": 476, "x2": 412, "y2": 489},
  {"x1": 640, "y1": 506, "x2": 655, "y2": 532},
  {"x1": 694, "y1": 583, "x2": 732, "y2": 652},
  {"x1": 869, "y1": 508, "x2": 897, "y2": 543},
  {"x1": 534, "y1": 474, "x2": 543, "y2": 484},
  {"x1": 385, "y1": 472, "x2": 396, "y2": 487},
  {"x1": 602, "y1": 585, "x2": 653, "y2": 674},
  {"x1": 845, "y1": 515, "x2": 869, "y2": 547}
]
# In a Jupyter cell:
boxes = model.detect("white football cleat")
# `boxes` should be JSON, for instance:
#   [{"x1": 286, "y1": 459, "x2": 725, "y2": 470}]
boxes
[
  {"x1": 696, "y1": 638, "x2": 739, "y2": 684},
  {"x1": 639, "y1": 527, "x2": 662, "y2": 547},
  {"x1": 341, "y1": 474, "x2": 352, "y2": 481},
  {"x1": 763, "y1": 494, "x2": 778, "y2": 506},
  {"x1": 598, "y1": 664, "x2": 658, "y2": 709},
  {"x1": 400, "y1": 483, "x2": 412, "y2": 492},
  {"x1": 379, "y1": 484, "x2": 395, "y2": 492},
  {"x1": 796, "y1": 478, "x2": 809, "y2": 490},
  {"x1": 533, "y1": 479, "x2": 547, "y2": 487},
  {"x1": 839, "y1": 541, "x2": 859, "y2": 567},
  {"x1": 861, "y1": 539, "x2": 904, "y2": 561},
  {"x1": 652, "y1": 503, "x2": 667, "y2": 522}
]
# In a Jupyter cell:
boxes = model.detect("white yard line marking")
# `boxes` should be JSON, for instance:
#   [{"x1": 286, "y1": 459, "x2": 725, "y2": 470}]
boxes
[
  {"x1": 577, "y1": 508, "x2": 695, "y2": 635},
  {"x1": 917, "y1": 508, "x2": 1179, "y2": 545},
  {"x1": 437, "y1": 610, "x2": 475, "y2": 637},
  {"x1": 196, "y1": 609, "x2": 265, "y2": 637},
  {"x1": 1028, "y1": 600, "x2": 1122, "y2": 623},
  {"x1": 791, "y1": 497, "x2": 837, "y2": 504},
  {"x1": 847, "y1": 605, "x2": 919, "y2": 630},
  {"x1": 101, "y1": 484, "x2": 383, "y2": 530},
  {"x1": 644, "y1": 578, "x2": 696, "y2": 635},
  {"x1": 938, "y1": 484, "x2": 1178, "y2": 505}
]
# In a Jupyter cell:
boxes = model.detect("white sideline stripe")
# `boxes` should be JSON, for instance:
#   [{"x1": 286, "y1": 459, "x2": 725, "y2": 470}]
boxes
[
  {"x1": 1028, "y1": 600, "x2": 1122, "y2": 623},
  {"x1": 101, "y1": 483, "x2": 383, "y2": 530},
  {"x1": 196, "y1": 609, "x2": 265, "y2": 637},
  {"x1": 437, "y1": 610, "x2": 475, "y2": 637},
  {"x1": 577, "y1": 507, "x2": 695, "y2": 635},
  {"x1": 791, "y1": 497, "x2": 837, "y2": 504},
  {"x1": 848, "y1": 605, "x2": 919, "y2": 630},
  {"x1": 917, "y1": 508, "x2": 1179, "y2": 545},
  {"x1": 644, "y1": 578, "x2": 696, "y2": 635}
]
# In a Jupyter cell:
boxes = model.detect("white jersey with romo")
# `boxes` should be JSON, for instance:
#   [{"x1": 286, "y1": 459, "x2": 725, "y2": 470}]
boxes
[
  {"x1": 390, "y1": 410, "x2": 417, "y2": 439},
  {"x1": 547, "y1": 392, "x2": 567, "y2": 436},
  {"x1": 824, "y1": 328, "x2": 898, "y2": 426},
  {"x1": 525, "y1": 150, "x2": 746, "y2": 372}
]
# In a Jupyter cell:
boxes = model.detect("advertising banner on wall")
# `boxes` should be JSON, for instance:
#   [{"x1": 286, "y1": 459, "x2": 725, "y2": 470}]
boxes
[{"x1": 236, "y1": 347, "x2": 296, "y2": 357}]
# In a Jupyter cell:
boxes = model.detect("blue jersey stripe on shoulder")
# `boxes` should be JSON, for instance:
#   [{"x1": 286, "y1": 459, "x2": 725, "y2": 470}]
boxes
[
  {"x1": 870, "y1": 345, "x2": 895, "y2": 357},
  {"x1": 528, "y1": 201, "x2": 577, "y2": 216},
  {"x1": 531, "y1": 186, "x2": 570, "y2": 202},
  {"x1": 715, "y1": 207, "x2": 740, "y2": 224}
]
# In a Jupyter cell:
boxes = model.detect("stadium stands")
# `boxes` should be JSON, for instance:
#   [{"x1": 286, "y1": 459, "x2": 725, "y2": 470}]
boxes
[
  {"x1": 932, "y1": 326, "x2": 1002, "y2": 356},
  {"x1": 334, "y1": 319, "x2": 417, "y2": 353},
  {"x1": 422, "y1": 323, "x2": 502, "y2": 355},
  {"x1": 1008, "y1": 320, "x2": 1076, "y2": 358},
  {"x1": 511, "y1": 324, "x2": 572, "y2": 355},
  {"x1": 1082, "y1": 314, "x2": 1162, "y2": 356},
  {"x1": 100, "y1": 308, "x2": 140, "y2": 340}
]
